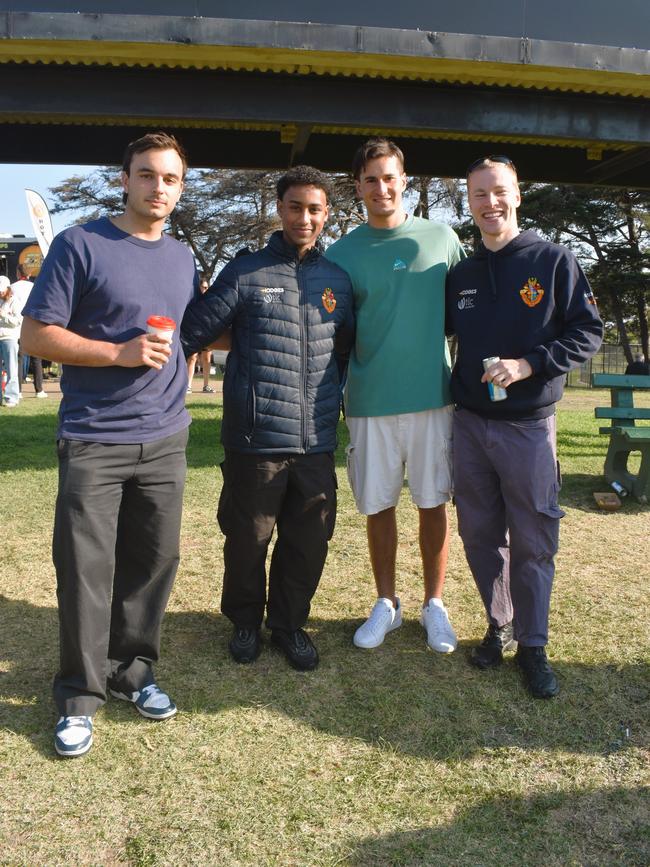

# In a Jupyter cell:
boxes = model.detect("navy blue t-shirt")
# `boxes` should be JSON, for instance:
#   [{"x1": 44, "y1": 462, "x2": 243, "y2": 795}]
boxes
[{"x1": 24, "y1": 217, "x2": 198, "y2": 442}]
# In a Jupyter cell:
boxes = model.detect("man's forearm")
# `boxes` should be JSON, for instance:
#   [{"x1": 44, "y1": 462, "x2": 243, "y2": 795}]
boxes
[
  {"x1": 20, "y1": 316, "x2": 171, "y2": 369},
  {"x1": 21, "y1": 317, "x2": 120, "y2": 365}
]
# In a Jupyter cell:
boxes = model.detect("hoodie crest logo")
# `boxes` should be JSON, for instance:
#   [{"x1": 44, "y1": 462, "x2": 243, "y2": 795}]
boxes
[
  {"x1": 520, "y1": 277, "x2": 544, "y2": 308},
  {"x1": 322, "y1": 288, "x2": 336, "y2": 313}
]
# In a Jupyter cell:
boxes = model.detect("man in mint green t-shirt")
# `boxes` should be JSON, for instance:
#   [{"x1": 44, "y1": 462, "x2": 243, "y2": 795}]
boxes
[{"x1": 326, "y1": 137, "x2": 465, "y2": 654}]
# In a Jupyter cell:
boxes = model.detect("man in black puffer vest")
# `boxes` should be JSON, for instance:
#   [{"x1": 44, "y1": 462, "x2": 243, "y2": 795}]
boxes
[{"x1": 181, "y1": 166, "x2": 354, "y2": 670}]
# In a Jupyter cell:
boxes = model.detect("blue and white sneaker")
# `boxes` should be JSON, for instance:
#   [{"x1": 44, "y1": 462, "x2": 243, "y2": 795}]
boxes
[
  {"x1": 54, "y1": 715, "x2": 93, "y2": 758},
  {"x1": 109, "y1": 683, "x2": 177, "y2": 720}
]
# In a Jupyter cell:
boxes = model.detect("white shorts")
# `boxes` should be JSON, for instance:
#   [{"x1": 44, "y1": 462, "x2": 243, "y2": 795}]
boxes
[{"x1": 346, "y1": 407, "x2": 453, "y2": 515}]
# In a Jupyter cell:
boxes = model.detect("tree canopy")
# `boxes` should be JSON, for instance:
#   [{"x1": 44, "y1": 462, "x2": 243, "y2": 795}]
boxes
[{"x1": 49, "y1": 167, "x2": 649, "y2": 361}]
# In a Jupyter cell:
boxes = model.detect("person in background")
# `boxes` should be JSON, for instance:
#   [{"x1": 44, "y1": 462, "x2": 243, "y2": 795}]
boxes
[
  {"x1": 186, "y1": 275, "x2": 215, "y2": 394},
  {"x1": 12, "y1": 264, "x2": 48, "y2": 399},
  {"x1": 0, "y1": 275, "x2": 22, "y2": 407}
]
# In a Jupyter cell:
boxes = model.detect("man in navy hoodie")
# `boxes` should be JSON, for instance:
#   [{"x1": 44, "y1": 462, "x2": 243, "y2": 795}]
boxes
[{"x1": 446, "y1": 156, "x2": 603, "y2": 698}]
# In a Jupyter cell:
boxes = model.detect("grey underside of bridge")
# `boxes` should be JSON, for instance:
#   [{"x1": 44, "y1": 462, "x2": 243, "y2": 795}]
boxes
[{"x1": 1, "y1": 11, "x2": 649, "y2": 186}]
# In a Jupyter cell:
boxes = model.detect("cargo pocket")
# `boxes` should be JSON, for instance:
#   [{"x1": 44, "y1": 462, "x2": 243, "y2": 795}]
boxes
[{"x1": 536, "y1": 461, "x2": 565, "y2": 559}]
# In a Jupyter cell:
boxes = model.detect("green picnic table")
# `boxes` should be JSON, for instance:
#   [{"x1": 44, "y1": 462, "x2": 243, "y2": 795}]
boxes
[{"x1": 592, "y1": 373, "x2": 650, "y2": 503}]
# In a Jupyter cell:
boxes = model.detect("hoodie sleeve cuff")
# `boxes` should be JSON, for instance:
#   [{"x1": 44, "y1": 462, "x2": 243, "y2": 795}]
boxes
[{"x1": 523, "y1": 352, "x2": 545, "y2": 375}]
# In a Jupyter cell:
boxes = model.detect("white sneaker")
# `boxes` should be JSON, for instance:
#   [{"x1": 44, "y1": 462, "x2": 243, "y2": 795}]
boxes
[
  {"x1": 36, "y1": 390, "x2": 48, "y2": 398},
  {"x1": 353, "y1": 597, "x2": 402, "y2": 649},
  {"x1": 420, "y1": 599, "x2": 457, "y2": 653}
]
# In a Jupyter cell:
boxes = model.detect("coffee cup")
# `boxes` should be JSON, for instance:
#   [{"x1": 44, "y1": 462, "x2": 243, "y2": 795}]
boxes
[{"x1": 146, "y1": 315, "x2": 176, "y2": 342}]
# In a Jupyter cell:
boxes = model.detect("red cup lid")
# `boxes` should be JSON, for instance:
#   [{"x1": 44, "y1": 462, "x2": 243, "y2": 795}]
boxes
[{"x1": 146, "y1": 315, "x2": 176, "y2": 330}]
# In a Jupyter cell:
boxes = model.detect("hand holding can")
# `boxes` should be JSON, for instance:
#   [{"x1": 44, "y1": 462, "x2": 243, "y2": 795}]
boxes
[{"x1": 483, "y1": 356, "x2": 508, "y2": 402}]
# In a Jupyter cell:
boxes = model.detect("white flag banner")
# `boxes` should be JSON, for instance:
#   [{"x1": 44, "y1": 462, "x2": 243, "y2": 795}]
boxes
[{"x1": 25, "y1": 189, "x2": 54, "y2": 257}]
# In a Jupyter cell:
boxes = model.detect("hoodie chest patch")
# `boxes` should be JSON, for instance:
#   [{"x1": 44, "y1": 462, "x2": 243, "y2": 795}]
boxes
[
  {"x1": 520, "y1": 277, "x2": 544, "y2": 308},
  {"x1": 457, "y1": 288, "x2": 477, "y2": 310}
]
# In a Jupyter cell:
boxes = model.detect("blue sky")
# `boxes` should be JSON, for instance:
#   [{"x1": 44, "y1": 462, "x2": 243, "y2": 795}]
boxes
[{"x1": 0, "y1": 163, "x2": 100, "y2": 238}]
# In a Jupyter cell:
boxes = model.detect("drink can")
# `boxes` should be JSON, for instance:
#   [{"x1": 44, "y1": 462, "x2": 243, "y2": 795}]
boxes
[
  {"x1": 610, "y1": 480, "x2": 628, "y2": 497},
  {"x1": 483, "y1": 356, "x2": 507, "y2": 402}
]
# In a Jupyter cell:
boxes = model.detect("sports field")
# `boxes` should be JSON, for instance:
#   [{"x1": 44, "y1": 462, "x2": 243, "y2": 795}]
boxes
[{"x1": 1, "y1": 389, "x2": 648, "y2": 866}]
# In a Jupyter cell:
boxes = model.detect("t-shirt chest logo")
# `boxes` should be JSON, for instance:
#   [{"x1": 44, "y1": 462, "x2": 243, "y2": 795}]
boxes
[
  {"x1": 520, "y1": 277, "x2": 544, "y2": 307},
  {"x1": 393, "y1": 258, "x2": 407, "y2": 271},
  {"x1": 259, "y1": 287, "x2": 285, "y2": 303},
  {"x1": 322, "y1": 288, "x2": 336, "y2": 313}
]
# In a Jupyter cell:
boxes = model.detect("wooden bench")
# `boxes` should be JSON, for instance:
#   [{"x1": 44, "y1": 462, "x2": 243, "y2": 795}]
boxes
[{"x1": 592, "y1": 373, "x2": 650, "y2": 503}]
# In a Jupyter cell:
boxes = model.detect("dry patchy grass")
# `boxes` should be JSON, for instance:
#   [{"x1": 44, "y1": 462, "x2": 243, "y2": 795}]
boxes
[{"x1": 0, "y1": 390, "x2": 648, "y2": 866}]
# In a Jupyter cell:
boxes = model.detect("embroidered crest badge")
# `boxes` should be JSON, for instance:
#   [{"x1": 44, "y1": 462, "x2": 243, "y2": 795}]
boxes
[
  {"x1": 322, "y1": 288, "x2": 336, "y2": 313},
  {"x1": 520, "y1": 277, "x2": 544, "y2": 308}
]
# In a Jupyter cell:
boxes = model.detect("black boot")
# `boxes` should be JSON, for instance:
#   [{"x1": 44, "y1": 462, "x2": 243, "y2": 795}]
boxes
[
  {"x1": 515, "y1": 646, "x2": 559, "y2": 698},
  {"x1": 469, "y1": 622, "x2": 517, "y2": 670}
]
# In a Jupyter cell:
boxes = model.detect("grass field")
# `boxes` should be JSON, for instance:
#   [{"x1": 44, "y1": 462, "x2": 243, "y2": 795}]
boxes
[{"x1": 1, "y1": 389, "x2": 648, "y2": 866}]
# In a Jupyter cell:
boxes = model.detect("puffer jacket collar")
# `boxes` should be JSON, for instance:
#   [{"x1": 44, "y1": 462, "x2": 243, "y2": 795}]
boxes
[{"x1": 267, "y1": 230, "x2": 322, "y2": 265}]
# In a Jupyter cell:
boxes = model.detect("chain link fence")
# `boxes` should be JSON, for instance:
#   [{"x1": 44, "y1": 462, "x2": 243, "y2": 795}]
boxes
[{"x1": 567, "y1": 344, "x2": 645, "y2": 387}]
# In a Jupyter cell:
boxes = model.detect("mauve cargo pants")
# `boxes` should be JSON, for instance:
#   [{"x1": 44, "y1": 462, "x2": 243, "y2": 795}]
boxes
[{"x1": 452, "y1": 408, "x2": 565, "y2": 647}]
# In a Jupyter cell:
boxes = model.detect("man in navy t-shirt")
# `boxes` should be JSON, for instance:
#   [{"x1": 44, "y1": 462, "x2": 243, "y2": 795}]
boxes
[{"x1": 22, "y1": 132, "x2": 198, "y2": 758}]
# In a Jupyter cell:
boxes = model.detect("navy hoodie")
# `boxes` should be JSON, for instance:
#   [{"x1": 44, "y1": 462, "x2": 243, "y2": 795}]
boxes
[{"x1": 446, "y1": 230, "x2": 603, "y2": 419}]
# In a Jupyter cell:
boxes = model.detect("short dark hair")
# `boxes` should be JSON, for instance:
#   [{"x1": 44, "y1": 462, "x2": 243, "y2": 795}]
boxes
[
  {"x1": 122, "y1": 132, "x2": 188, "y2": 178},
  {"x1": 121, "y1": 132, "x2": 188, "y2": 206},
  {"x1": 276, "y1": 165, "x2": 331, "y2": 202},
  {"x1": 351, "y1": 137, "x2": 405, "y2": 180}
]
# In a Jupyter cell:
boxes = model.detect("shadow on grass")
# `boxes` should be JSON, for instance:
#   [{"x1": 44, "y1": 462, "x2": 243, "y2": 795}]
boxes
[
  {"x1": 2, "y1": 595, "x2": 648, "y2": 763},
  {"x1": 345, "y1": 786, "x2": 650, "y2": 866}
]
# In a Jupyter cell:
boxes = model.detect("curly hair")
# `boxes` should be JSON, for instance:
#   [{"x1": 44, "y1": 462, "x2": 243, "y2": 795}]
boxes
[{"x1": 276, "y1": 166, "x2": 332, "y2": 202}]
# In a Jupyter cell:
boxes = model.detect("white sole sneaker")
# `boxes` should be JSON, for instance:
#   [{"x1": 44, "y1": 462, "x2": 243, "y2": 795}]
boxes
[
  {"x1": 420, "y1": 601, "x2": 457, "y2": 654},
  {"x1": 353, "y1": 598, "x2": 402, "y2": 649},
  {"x1": 54, "y1": 715, "x2": 94, "y2": 758},
  {"x1": 109, "y1": 684, "x2": 177, "y2": 720}
]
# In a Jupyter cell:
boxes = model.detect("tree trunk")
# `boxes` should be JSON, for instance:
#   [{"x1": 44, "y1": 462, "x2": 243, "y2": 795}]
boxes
[
  {"x1": 608, "y1": 285, "x2": 633, "y2": 364},
  {"x1": 413, "y1": 177, "x2": 430, "y2": 219},
  {"x1": 636, "y1": 289, "x2": 650, "y2": 360}
]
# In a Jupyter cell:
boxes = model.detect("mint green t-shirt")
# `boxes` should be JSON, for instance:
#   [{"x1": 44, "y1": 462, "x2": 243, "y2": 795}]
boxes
[{"x1": 325, "y1": 216, "x2": 465, "y2": 417}]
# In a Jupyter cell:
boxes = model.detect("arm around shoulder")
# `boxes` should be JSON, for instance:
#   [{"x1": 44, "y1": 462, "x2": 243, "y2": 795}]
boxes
[{"x1": 181, "y1": 262, "x2": 240, "y2": 357}]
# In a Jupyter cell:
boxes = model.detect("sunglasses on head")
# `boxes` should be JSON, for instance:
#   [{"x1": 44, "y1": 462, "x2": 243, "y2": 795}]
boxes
[{"x1": 466, "y1": 155, "x2": 516, "y2": 176}]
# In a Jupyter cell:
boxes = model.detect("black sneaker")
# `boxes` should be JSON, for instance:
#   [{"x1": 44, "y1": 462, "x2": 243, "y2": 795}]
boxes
[
  {"x1": 515, "y1": 646, "x2": 560, "y2": 699},
  {"x1": 470, "y1": 622, "x2": 517, "y2": 669},
  {"x1": 271, "y1": 628, "x2": 319, "y2": 671},
  {"x1": 229, "y1": 626, "x2": 261, "y2": 664}
]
